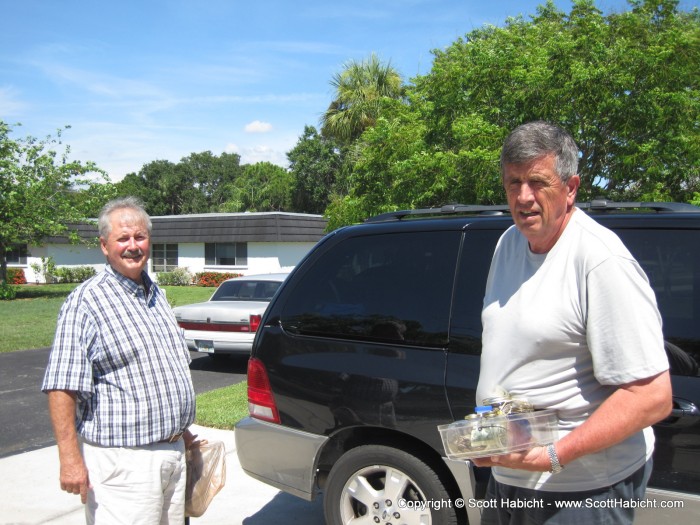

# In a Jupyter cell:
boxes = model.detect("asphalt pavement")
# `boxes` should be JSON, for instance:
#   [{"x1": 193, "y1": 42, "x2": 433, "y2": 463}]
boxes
[{"x1": 0, "y1": 349, "x2": 247, "y2": 458}]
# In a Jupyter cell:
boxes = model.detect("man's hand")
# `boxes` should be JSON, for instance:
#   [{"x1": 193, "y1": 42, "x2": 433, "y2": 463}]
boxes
[
  {"x1": 473, "y1": 371, "x2": 671, "y2": 473},
  {"x1": 184, "y1": 428, "x2": 208, "y2": 450},
  {"x1": 59, "y1": 453, "x2": 91, "y2": 503},
  {"x1": 47, "y1": 390, "x2": 92, "y2": 503},
  {"x1": 472, "y1": 445, "x2": 551, "y2": 472}
]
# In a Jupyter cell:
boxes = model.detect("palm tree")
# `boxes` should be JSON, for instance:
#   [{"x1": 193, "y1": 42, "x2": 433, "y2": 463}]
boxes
[{"x1": 320, "y1": 53, "x2": 404, "y2": 144}]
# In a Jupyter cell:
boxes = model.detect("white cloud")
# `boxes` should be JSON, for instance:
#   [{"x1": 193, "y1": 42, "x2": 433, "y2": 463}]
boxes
[{"x1": 244, "y1": 120, "x2": 273, "y2": 133}]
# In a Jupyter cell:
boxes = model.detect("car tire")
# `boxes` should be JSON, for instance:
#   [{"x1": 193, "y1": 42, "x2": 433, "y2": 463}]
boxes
[{"x1": 323, "y1": 444, "x2": 459, "y2": 525}]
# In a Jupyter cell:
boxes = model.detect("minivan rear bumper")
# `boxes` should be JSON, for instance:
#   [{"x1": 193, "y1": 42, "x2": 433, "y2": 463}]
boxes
[{"x1": 235, "y1": 417, "x2": 328, "y2": 501}]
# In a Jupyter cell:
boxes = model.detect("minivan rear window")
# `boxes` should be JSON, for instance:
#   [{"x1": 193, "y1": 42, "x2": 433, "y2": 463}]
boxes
[{"x1": 280, "y1": 231, "x2": 461, "y2": 346}]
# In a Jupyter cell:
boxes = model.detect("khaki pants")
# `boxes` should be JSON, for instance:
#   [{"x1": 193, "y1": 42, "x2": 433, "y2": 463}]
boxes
[{"x1": 81, "y1": 440, "x2": 186, "y2": 525}]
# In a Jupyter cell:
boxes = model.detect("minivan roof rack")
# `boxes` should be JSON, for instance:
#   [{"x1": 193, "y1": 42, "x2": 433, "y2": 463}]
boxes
[
  {"x1": 578, "y1": 200, "x2": 700, "y2": 213},
  {"x1": 365, "y1": 204, "x2": 511, "y2": 223},
  {"x1": 365, "y1": 201, "x2": 700, "y2": 222}
]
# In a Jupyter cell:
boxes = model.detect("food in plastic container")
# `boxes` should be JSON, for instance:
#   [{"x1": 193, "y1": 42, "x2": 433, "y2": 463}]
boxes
[{"x1": 438, "y1": 408, "x2": 558, "y2": 460}]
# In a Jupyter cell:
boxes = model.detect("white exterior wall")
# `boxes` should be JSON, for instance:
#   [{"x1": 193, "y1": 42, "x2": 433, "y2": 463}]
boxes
[
  {"x1": 24, "y1": 244, "x2": 106, "y2": 284},
  {"x1": 176, "y1": 243, "x2": 204, "y2": 275},
  {"x1": 18, "y1": 240, "x2": 318, "y2": 283},
  {"x1": 246, "y1": 242, "x2": 315, "y2": 274},
  {"x1": 174, "y1": 241, "x2": 316, "y2": 276}
]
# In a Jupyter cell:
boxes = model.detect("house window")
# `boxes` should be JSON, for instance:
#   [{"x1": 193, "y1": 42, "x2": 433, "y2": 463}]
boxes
[
  {"x1": 5, "y1": 244, "x2": 28, "y2": 265},
  {"x1": 205, "y1": 242, "x2": 248, "y2": 266},
  {"x1": 152, "y1": 243, "x2": 179, "y2": 272}
]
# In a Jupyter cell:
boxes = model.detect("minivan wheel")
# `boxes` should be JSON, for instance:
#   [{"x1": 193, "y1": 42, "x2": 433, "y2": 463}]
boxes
[{"x1": 324, "y1": 444, "x2": 458, "y2": 525}]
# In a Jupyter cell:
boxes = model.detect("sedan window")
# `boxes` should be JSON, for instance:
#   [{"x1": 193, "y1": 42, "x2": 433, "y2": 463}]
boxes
[{"x1": 211, "y1": 280, "x2": 282, "y2": 301}]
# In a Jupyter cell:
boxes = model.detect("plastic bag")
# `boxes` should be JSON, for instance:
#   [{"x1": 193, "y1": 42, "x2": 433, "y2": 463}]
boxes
[{"x1": 185, "y1": 440, "x2": 227, "y2": 517}]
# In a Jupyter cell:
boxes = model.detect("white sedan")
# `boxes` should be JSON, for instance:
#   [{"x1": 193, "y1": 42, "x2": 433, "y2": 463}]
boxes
[{"x1": 172, "y1": 273, "x2": 289, "y2": 358}]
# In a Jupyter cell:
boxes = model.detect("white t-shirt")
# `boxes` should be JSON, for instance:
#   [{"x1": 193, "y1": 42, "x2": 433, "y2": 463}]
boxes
[{"x1": 478, "y1": 209, "x2": 669, "y2": 491}]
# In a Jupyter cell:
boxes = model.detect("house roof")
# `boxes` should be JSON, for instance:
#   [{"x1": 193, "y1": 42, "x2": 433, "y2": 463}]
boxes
[{"x1": 47, "y1": 212, "x2": 329, "y2": 244}]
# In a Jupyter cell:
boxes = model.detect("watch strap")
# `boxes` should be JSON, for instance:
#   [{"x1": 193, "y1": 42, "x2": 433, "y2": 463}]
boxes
[{"x1": 547, "y1": 443, "x2": 564, "y2": 474}]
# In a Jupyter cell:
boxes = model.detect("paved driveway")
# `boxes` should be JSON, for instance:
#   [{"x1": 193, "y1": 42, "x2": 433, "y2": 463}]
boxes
[{"x1": 0, "y1": 348, "x2": 246, "y2": 458}]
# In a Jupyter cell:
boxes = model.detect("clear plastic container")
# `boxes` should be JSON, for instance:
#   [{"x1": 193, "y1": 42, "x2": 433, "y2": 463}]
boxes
[{"x1": 438, "y1": 409, "x2": 558, "y2": 460}]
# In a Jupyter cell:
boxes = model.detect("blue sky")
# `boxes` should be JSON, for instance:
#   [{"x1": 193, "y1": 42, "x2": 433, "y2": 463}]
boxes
[{"x1": 2, "y1": 0, "x2": 698, "y2": 181}]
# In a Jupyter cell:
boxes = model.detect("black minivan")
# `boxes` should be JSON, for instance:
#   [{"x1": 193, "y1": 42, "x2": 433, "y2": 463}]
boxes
[{"x1": 236, "y1": 202, "x2": 700, "y2": 525}]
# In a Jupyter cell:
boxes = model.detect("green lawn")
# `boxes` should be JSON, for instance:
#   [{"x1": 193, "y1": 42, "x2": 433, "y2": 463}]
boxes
[
  {"x1": 0, "y1": 282, "x2": 247, "y2": 429},
  {"x1": 0, "y1": 284, "x2": 79, "y2": 353},
  {"x1": 0, "y1": 283, "x2": 213, "y2": 353},
  {"x1": 194, "y1": 381, "x2": 249, "y2": 429}
]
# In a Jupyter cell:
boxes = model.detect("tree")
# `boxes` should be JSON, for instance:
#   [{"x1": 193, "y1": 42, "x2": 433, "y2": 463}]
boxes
[
  {"x1": 0, "y1": 121, "x2": 108, "y2": 287},
  {"x1": 287, "y1": 126, "x2": 345, "y2": 214},
  {"x1": 114, "y1": 172, "x2": 149, "y2": 203},
  {"x1": 423, "y1": 0, "x2": 699, "y2": 201},
  {"x1": 220, "y1": 162, "x2": 293, "y2": 212},
  {"x1": 179, "y1": 151, "x2": 243, "y2": 210},
  {"x1": 332, "y1": 0, "x2": 699, "y2": 225},
  {"x1": 116, "y1": 151, "x2": 244, "y2": 215},
  {"x1": 66, "y1": 182, "x2": 119, "y2": 219},
  {"x1": 320, "y1": 53, "x2": 405, "y2": 145}
]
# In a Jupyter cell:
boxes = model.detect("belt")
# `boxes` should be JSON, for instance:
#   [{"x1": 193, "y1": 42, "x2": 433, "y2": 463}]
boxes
[{"x1": 158, "y1": 432, "x2": 184, "y2": 444}]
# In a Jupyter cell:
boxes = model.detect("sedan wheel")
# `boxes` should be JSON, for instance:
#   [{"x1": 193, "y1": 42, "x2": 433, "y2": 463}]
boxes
[{"x1": 324, "y1": 444, "x2": 459, "y2": 525}]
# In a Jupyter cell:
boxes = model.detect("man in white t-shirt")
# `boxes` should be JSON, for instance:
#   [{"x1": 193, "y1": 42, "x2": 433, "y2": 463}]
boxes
[{"x1": 474, "y1": 121, "x2": 672, "y2": 524}]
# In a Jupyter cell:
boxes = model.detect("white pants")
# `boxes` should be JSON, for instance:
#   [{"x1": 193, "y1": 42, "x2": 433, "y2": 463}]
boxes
[{"x1": 81, "y1": 440, "x2": 186, "y2": 525}]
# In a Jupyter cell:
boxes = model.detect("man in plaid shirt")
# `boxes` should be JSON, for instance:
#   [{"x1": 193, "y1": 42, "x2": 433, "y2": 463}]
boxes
[{"x1": 42, "y1": 197, "x2": 197, "y2": 524}]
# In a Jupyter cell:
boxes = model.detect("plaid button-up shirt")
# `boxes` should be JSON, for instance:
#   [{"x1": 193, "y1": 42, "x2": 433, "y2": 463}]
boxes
[{"x1": 42, "y1": 265, "x2": 196, "y2": 447}]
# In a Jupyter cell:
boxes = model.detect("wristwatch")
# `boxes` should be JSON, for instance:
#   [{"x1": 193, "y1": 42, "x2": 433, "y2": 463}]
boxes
[{"x1": 547, "y1": 443, "x2": 564, "y2": 474}]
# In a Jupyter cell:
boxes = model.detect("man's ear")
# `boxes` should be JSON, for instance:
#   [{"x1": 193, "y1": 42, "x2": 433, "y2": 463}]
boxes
[{"x1": 567, "y1": 175, "x2": 580, "y2": 206}]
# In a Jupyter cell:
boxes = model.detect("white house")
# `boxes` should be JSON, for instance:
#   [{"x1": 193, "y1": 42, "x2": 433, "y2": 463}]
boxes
[{"x1": 13, "y1": 212, "x2": 329, "y2": 283}]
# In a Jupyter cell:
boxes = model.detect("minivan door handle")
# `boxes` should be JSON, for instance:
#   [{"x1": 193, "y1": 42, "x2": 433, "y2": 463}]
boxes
[
  {"x1": 658, "y1": 398, "x2": 700, "y2": 428},
  {"x1": 670, "y1": 398, "x2": 700, "y2": 418}
]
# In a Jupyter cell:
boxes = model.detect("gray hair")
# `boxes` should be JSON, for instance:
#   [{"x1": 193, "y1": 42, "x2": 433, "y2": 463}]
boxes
[
  {"x1": 98, "y1": 197, "x2": 152, "y2": 238},
  {"x1": 500, "y1": 121, "x2": 579, "y2": 182}
]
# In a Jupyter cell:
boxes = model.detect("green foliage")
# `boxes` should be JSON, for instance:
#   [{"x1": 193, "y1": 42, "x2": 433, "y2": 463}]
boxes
[
  {"x1": 219, "y1": 162, "x2": 293, "y2": 212},
  {"x1": 0, "y1": 283, "x2": 16, "y2": 300},
  {"x1": 321, "y1": 53, "x2": 405, "y2": 144},
  {"x1": 67, "y1": 180, "x2": 119, "y2": 219},
  {"x1": 30, "y1": 256, "x2": 57, "y2": 283},
  {"x1": 0, "y1": 122, "x2": 108, "y2": 286},
  {"x1": 157, "y1": 267, "x2": 194, "y2": 286},
  {"x1": 287, "y1": 126, "x2": 346, "y2": 214},
  {"x1": 331, "y1": 0, "x2": 700, "y2": 226},
  {"x1": 53, "y1": 266, "x2": 97, "y2": 283},
  {"x1": 116, "y1": 151, "x2": 244, "y2": 215}
]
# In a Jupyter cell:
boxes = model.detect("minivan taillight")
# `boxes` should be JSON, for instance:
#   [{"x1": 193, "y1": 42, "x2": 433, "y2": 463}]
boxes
[
  {"x1": 249, "y1": 314, "x2": 261, "y2": 333},
  {"x1": 247, "y1": 357, "x2": 280, "y2": 423}
]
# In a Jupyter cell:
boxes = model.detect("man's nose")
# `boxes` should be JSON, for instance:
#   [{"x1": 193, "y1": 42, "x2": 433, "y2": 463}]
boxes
[{"x1": 517, "y1": 182, "x2": 535, "y2": 203}]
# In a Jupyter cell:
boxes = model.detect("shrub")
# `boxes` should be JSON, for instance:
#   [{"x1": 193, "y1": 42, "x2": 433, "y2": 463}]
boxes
[
  {"x1": 194, "y1": 272, "x2": 243, "y2": 287},
  {"x1": 53, "y1": 266, "x2": 97, "y2": 283},
  {"x1": 30, "y1": 256, "x2": 56, "y2": 283},
  {"x1": 7, "y1": 268, "x2": 27, "y2": 285},
  {"x1": 0, "y1": 282, "x2": 17, "y2": 300},
  {"x1": 157, "y1": 267, "x2": 194, "y2": 286}
]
